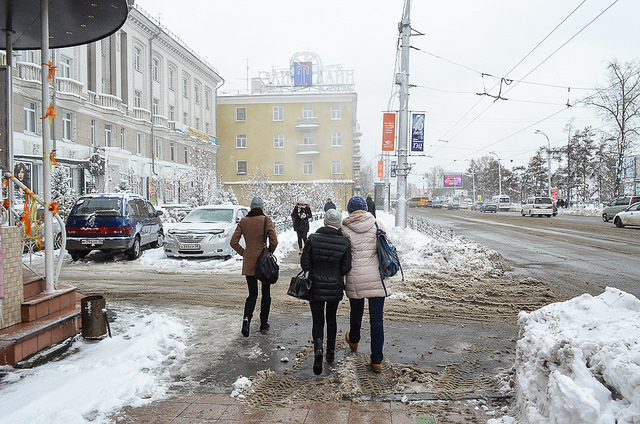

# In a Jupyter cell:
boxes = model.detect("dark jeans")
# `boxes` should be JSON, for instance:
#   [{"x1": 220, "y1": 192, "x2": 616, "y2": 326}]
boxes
[
  {"x1": 309, "y1": 300, "x2": 339, "y2": 352},
  {"x1": 296, "y1": 230, "x2": 308, "y2": 249},
  {"x1": 243, "y1": 275, "x2": 271, "y2": 327},
  {"x1": 349, "y1": 297, "x2": 385, "y2": 365}
]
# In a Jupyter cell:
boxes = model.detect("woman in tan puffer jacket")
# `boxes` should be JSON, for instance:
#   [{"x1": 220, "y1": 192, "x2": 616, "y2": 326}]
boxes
[{"x1": 340, "y1": 196, "x2": 390, "y2": 373}]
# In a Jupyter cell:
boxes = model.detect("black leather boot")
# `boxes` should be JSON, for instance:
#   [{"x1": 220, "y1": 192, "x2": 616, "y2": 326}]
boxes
[
  {"x1": 313, "y1": 338, "x2": 323, "y2": 375},
  {"x1": 241, "y1": 318, "x2": 250, "y2": 337}
]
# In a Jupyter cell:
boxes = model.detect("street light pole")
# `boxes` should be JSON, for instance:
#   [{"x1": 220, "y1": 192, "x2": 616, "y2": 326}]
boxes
[
  {"x1": 535, "y1": 130, "x2": 552, "y2": 198},
  {"x1": 489, "y1": 151, "x2": 502, "y2": 195}
]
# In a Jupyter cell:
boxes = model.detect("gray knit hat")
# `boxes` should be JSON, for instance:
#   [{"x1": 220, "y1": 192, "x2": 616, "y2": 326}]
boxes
[
  {"x1": 324, "y1": 209, "x2": 342, "y2": 229},
  {"x1": 250, "y1": 196, "x2": 265, "y2": 210}
]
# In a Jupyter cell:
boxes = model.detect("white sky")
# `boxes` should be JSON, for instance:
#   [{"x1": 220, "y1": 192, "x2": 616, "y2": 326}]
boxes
[{"x1": 134, "y1": 0, "x2": 639, "y2": 180}]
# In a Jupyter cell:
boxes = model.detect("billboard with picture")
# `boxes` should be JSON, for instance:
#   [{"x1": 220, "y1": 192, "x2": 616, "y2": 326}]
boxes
[{"x1": 443, "y1": 174, "x2": 462, "y2": 187}]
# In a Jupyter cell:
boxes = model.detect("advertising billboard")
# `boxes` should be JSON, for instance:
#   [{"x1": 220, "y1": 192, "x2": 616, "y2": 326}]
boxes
[
  {"x1": 443, "y1": 174, "x2": 462, "y2": 187},
  {"x1": 381, "y1": 112, "x2": 396, "y2": 152},
  {"x1": 411, "y1": 113, "x2": 425, "y2": 152}
]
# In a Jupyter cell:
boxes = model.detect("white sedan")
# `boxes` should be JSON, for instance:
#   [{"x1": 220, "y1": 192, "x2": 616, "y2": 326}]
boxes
[{"x1": 613, "y1": 203, "x2": 640, "y2": 228}]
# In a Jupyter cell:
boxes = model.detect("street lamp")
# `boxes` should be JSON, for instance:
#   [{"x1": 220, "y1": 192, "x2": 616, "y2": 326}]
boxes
[
  {"x1": 489, "y1": 151, "x2": 502, "y2": 195},
  {"x1": 535, "y1": 130, "x2": 552, "y2": 198}
]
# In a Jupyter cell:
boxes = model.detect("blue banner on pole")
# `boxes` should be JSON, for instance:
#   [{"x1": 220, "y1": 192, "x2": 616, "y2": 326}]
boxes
[
  {"x1": 293, "y1": 62, "x2": 313, "y2": 86},
  {"x1": 390, "y1": 161, "x2": 397, "y2": 178},
  {"x1": 411, "y1": 113, "x2": 425, "y2": 152}
]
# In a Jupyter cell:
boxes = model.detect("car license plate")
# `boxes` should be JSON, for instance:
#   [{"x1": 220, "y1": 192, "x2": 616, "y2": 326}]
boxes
[
  {"x1": 82, "y1": 239, "x2": 103, "y2": 245},
  {"x1": 179, "y1": 243, "x2": 200, "y2": 250}
]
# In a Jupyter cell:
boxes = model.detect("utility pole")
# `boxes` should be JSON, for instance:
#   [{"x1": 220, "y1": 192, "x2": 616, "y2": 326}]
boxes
[{"x1": 395, "y1": 0, "x2": 411, "y2": 228}]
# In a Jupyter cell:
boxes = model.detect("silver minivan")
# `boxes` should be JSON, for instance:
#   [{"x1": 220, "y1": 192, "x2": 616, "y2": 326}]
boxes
[
  {"x1": 521, "y1": 197, "x2": 554, "y2": 217},
  {"x1": 602, "y1": 196, "x2": 640, "y2": 222}
]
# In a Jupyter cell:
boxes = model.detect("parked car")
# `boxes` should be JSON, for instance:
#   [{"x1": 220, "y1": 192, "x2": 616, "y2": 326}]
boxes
[
  {"x1": 480, "y1": 203, "x2": 498, "y2": 213},
  {"x1": 521, "y1": 197, "x2": 555, "y2": 217},
  {"x1": 602, "y1": 196, "x2": 640, "y2": 222},
  {"x1": 613, "y1": 203, "x2": 640, "y2": 228},
  {"x1": 66, "y1": 194, "x2": 164, "y2": 261},
  {"x1": 164, "y1": 205, "x2": 249, "y2": 259}
]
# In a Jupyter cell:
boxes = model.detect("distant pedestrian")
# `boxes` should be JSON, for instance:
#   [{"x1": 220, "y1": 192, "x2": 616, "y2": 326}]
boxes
[
  {"x1": 324, "y1": 198, "x2": 337, "y2": 212},
  {"x1": 341, "y1": 195, "x2": 390, "y2": 373},
  {"x1": 231, "y1": 197, "x2": 278, "y2": 337},
  {"x1": 291, "y1": 200, "x2": 312, "y2": 255},
  {"x1": 301, "y1": 209, "x2": 351, "y2": 375},
  {"x1": 366, "y1": 193, "x2": 376, "y2": 217}
]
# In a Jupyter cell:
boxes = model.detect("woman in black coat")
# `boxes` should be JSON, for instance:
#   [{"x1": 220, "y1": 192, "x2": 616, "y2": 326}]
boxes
[
  {"x1": 300, "y1": 209, "x2": 352, "y2": 375},
  {"x1": 291, "y1": 200, "x2": 312, "y2": 254}
]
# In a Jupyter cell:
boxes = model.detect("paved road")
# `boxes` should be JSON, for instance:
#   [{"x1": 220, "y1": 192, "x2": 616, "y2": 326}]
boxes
[{"x1": 409, "y1": 207, "x2": 640, "y2": 299}]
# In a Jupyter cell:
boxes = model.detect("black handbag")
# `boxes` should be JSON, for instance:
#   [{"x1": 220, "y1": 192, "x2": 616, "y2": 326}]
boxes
[
  {"x1": 287, "y1": 270, "x2": 312, "y2": 300},
  {"x1": 254, "y1": 217, "x2": 279, "y2": 284}
]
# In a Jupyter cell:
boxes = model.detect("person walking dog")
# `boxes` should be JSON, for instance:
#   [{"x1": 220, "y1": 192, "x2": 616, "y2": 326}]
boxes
[
  {"x1": 231, "y1": 197, "x2": 278, "y2": 337},
  {"x1": 291, "y1": 200, "x2": 312, "y2": 255},
  {"x1": 341, "y1": 195, "x2": 390, "y2": 373},
  {"x1": 300, "y1": 209, "x2": 352, "y2": 375}
]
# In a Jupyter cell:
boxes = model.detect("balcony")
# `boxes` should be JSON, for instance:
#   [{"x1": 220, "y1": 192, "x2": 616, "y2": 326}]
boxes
[
  {"x1": 296, "y1": 117, "x2": 319, "y2": 129},
  {"x1": 153, "y1": 115, "x2": 169, "y2": 128},
  {"x1": 55, "y1": 77, "x2": 84, "y2": 97},
  {"x1": 132, "y1": 107, "x2": 151, "y2": 121},
  {"x1": 16, "y1": 62, "x2": 41, "y2": 82},
  {"x1": 99, "y1": 93, "x2": 123, "y2": 111},
  {"x1": 297, "y1": 144, "x2": 320, "y2": 155}
]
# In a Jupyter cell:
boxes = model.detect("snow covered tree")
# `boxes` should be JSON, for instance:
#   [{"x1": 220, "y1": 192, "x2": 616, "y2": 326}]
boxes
[
  {"x1": 113, "y1": 167, "x2": 137, "y2": 194},
  {"x1": 51, "y1": 166, "x2": 79, "y2": 220}
]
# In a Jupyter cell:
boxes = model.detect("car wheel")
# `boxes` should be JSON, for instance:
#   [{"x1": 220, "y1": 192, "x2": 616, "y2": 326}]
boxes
[
  {"x1": 54, "y1": 232, "x2": 62, "y2": 250},
  {"x1": 69, "y1": 250, "x2": 89, "y2": 261},
  {"x1": 614, "y1": 217, "x2": 624, "y2": 228},
  {"x1": 521, "y1": 210, "x2": 525, "y2": 216},
  {"x1": 529, "y1": 211, "x2": 533, "y2": 217},
  {"x1": 127, "y1": 237, "x2": 142, "y2": 260},
  {"x1": 150, "y1": 231, "x2": 164, "y2": 249},
  {"x1": 602, "y1": 214, "x2": 609, "y2": 222}
]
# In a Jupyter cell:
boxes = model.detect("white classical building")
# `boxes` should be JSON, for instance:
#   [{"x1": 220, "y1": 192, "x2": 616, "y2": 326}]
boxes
[{"x1": 5, "y1": 3, "x2": 222, "y2": 204}]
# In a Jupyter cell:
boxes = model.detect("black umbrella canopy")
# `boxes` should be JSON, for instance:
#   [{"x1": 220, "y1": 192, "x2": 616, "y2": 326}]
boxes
[{"x1": 0, "y1": 0, "x2": 130, "y2": 50}]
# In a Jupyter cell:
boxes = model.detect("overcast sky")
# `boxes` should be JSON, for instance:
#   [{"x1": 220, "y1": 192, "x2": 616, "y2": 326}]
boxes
[{"x1": 135, "y1": 0, "x2": 638, "y2": 180}]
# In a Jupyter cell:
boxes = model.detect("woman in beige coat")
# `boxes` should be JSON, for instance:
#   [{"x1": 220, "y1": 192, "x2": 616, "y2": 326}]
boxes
[
  {"x1": 231, "y1": 197, "x2": 278, "y2": 337},
  {"x1": 340, "y1": 196, "x2": 390, "y2": 373}
]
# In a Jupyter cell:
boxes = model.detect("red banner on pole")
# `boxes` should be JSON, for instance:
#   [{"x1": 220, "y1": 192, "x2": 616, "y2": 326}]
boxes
[
  {"x1": 382, "y1": 112, "x2": 396, "y2": 152},
  {"x1": 377, "y1": 161, "x2": 384, "y2": 178}
]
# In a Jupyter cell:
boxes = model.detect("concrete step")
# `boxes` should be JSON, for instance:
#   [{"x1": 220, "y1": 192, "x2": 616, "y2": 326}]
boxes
[{"x1": 21, "y1": 283, "x2": 78, "y2": 323}]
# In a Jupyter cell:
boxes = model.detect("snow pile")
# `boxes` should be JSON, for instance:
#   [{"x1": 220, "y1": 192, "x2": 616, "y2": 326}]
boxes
[
  {"x1": 511, "y1": 287, "x2": 640, "y2": 423},
  {"x1": 230, "y1": 376, "x2": 252, "y2": 399},
  {"x1": 558, "y1": 205, "x2": 601, "y2": 217},
  {"x1": 0, "y1": 307, "x2": 189, "y2": 424}
]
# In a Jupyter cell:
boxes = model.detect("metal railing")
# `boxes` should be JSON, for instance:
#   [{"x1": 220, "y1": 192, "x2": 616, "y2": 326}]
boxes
[{"x1": 407, "y1": 215, "x2": 457, "y2": 242}]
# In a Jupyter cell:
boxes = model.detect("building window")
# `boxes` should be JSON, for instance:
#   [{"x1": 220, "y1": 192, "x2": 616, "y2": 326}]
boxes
[
  {"x1": 23, "y1": 100, "x2": 36, "y2": 133},
  {"x1": 303, "y1": 133, "x2": 313, "y2": 145},
  {"x1": 331, "y1": 160, "x2": 342, "y2": 174},
  {"x1": 62, "y1": 111, "x2": 72, "y2": 141},
  {"x1": 205, "y1": 122, "x2": 210, "y2": 134},
  {"x1": 303, "y1": 160, "x2": 313, "y2": 175},
  {"x1": 152, "y1": 98, "x2": 159, "y2": 115},
  {"x1": 332, "y1": 132, "x2": 342, "y2": 147},
  {"x1": 120, "y1": 128, "x2": 125, "y2": 149},
  {"x1": 168, "y1": 68, "x2": 174, "y2": 90},
  {"x1": 136, "y1": 133, "x2": 143, "y2": 154},
  {"x1": 302, "y1": 106, "x2": 313, "y2": 118},
  {"x1": 237, "y1": 161, "x2": 248, "y2": 175},
  {"x1": 195, "y1": 117, "x2": 200, "y2": 130},
  {"x1": 152, "y1": 57, "x2": 159, "y2": 81},
  {"x1": 273, "y1": 106, "x2": 283, "y2": 121},
  {"x1": 236, "y1": 107, "x2": 246, "y2": 122},
  {"x1": 236, "y1": 134, "x2": 247, "y2": 148},
  {"x1": 58, "y1": 56, "x2": 71, "y2": 78},
  {"x1": 91, "y1": 119, "x2": 96, "y2": 146},
  {"x1": 194, "y1": 84, "x2": 200, "y2": 104},
  {"x1": 273, "y1": 134, "x2": 284, "y2": 148},
  {"x1": 184, "y1": 146, "x2": 189, "y2": 164},
  {"x1": 331, "y1": 105, "x2": 342, "y2": 120},
  {"x1": 274, "y1": 161, "x2": 284, "y2": 176},
  {"x1": 134, "y1": 90, "x2": 142, "y2": 108},
  {"x1": 105, "y1": 124, "x2": 112, "y2": 147},
  {"x1": 205, "y1": 91, "x2": 210, "y2": 109},
  {"x1": 182, "y1": 77, "x2": 188, "y2": 97},
  {"x1": 133, "y1": 46, "x2": 141, "y2": 71},
  {"x1": 168, "y1": 105, "x2": 175, "y2": 121},
  {"x1": 170, "y1": 143, "x2": 176, "y2": 162},
  {"x1": 155, "y1": 138, "x2": 161, "y2": 158},
  {"x1": 183, "y1": 112, "x2": 188, "y2": 125}
]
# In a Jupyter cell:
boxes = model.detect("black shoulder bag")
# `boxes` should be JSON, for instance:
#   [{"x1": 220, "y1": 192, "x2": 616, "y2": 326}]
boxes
[{"x1": 254, "y1": 217, "x2": 279, "y2": 284}]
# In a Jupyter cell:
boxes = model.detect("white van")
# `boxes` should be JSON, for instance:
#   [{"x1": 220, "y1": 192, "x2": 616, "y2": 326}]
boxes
[
  {"x1": 521, "y1": 196, "x2": 554, "y2": 217},
  {"x1": 491, "y1": 195, "x2": 511, "y2": 212}
]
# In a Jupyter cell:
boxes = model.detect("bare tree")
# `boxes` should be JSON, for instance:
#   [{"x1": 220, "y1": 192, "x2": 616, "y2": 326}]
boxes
[{"x1": 588, "y1": 59, "x2": 640, "y2": 196}]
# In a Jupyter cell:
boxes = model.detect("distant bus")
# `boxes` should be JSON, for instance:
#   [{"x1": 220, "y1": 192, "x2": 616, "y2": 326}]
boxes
[
  {"x1": 408, "y1": 196, "x2": 430, "y2": 207},
  {"x1": 491, "y1": 195, "x2": 511, "y2": 212}
]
